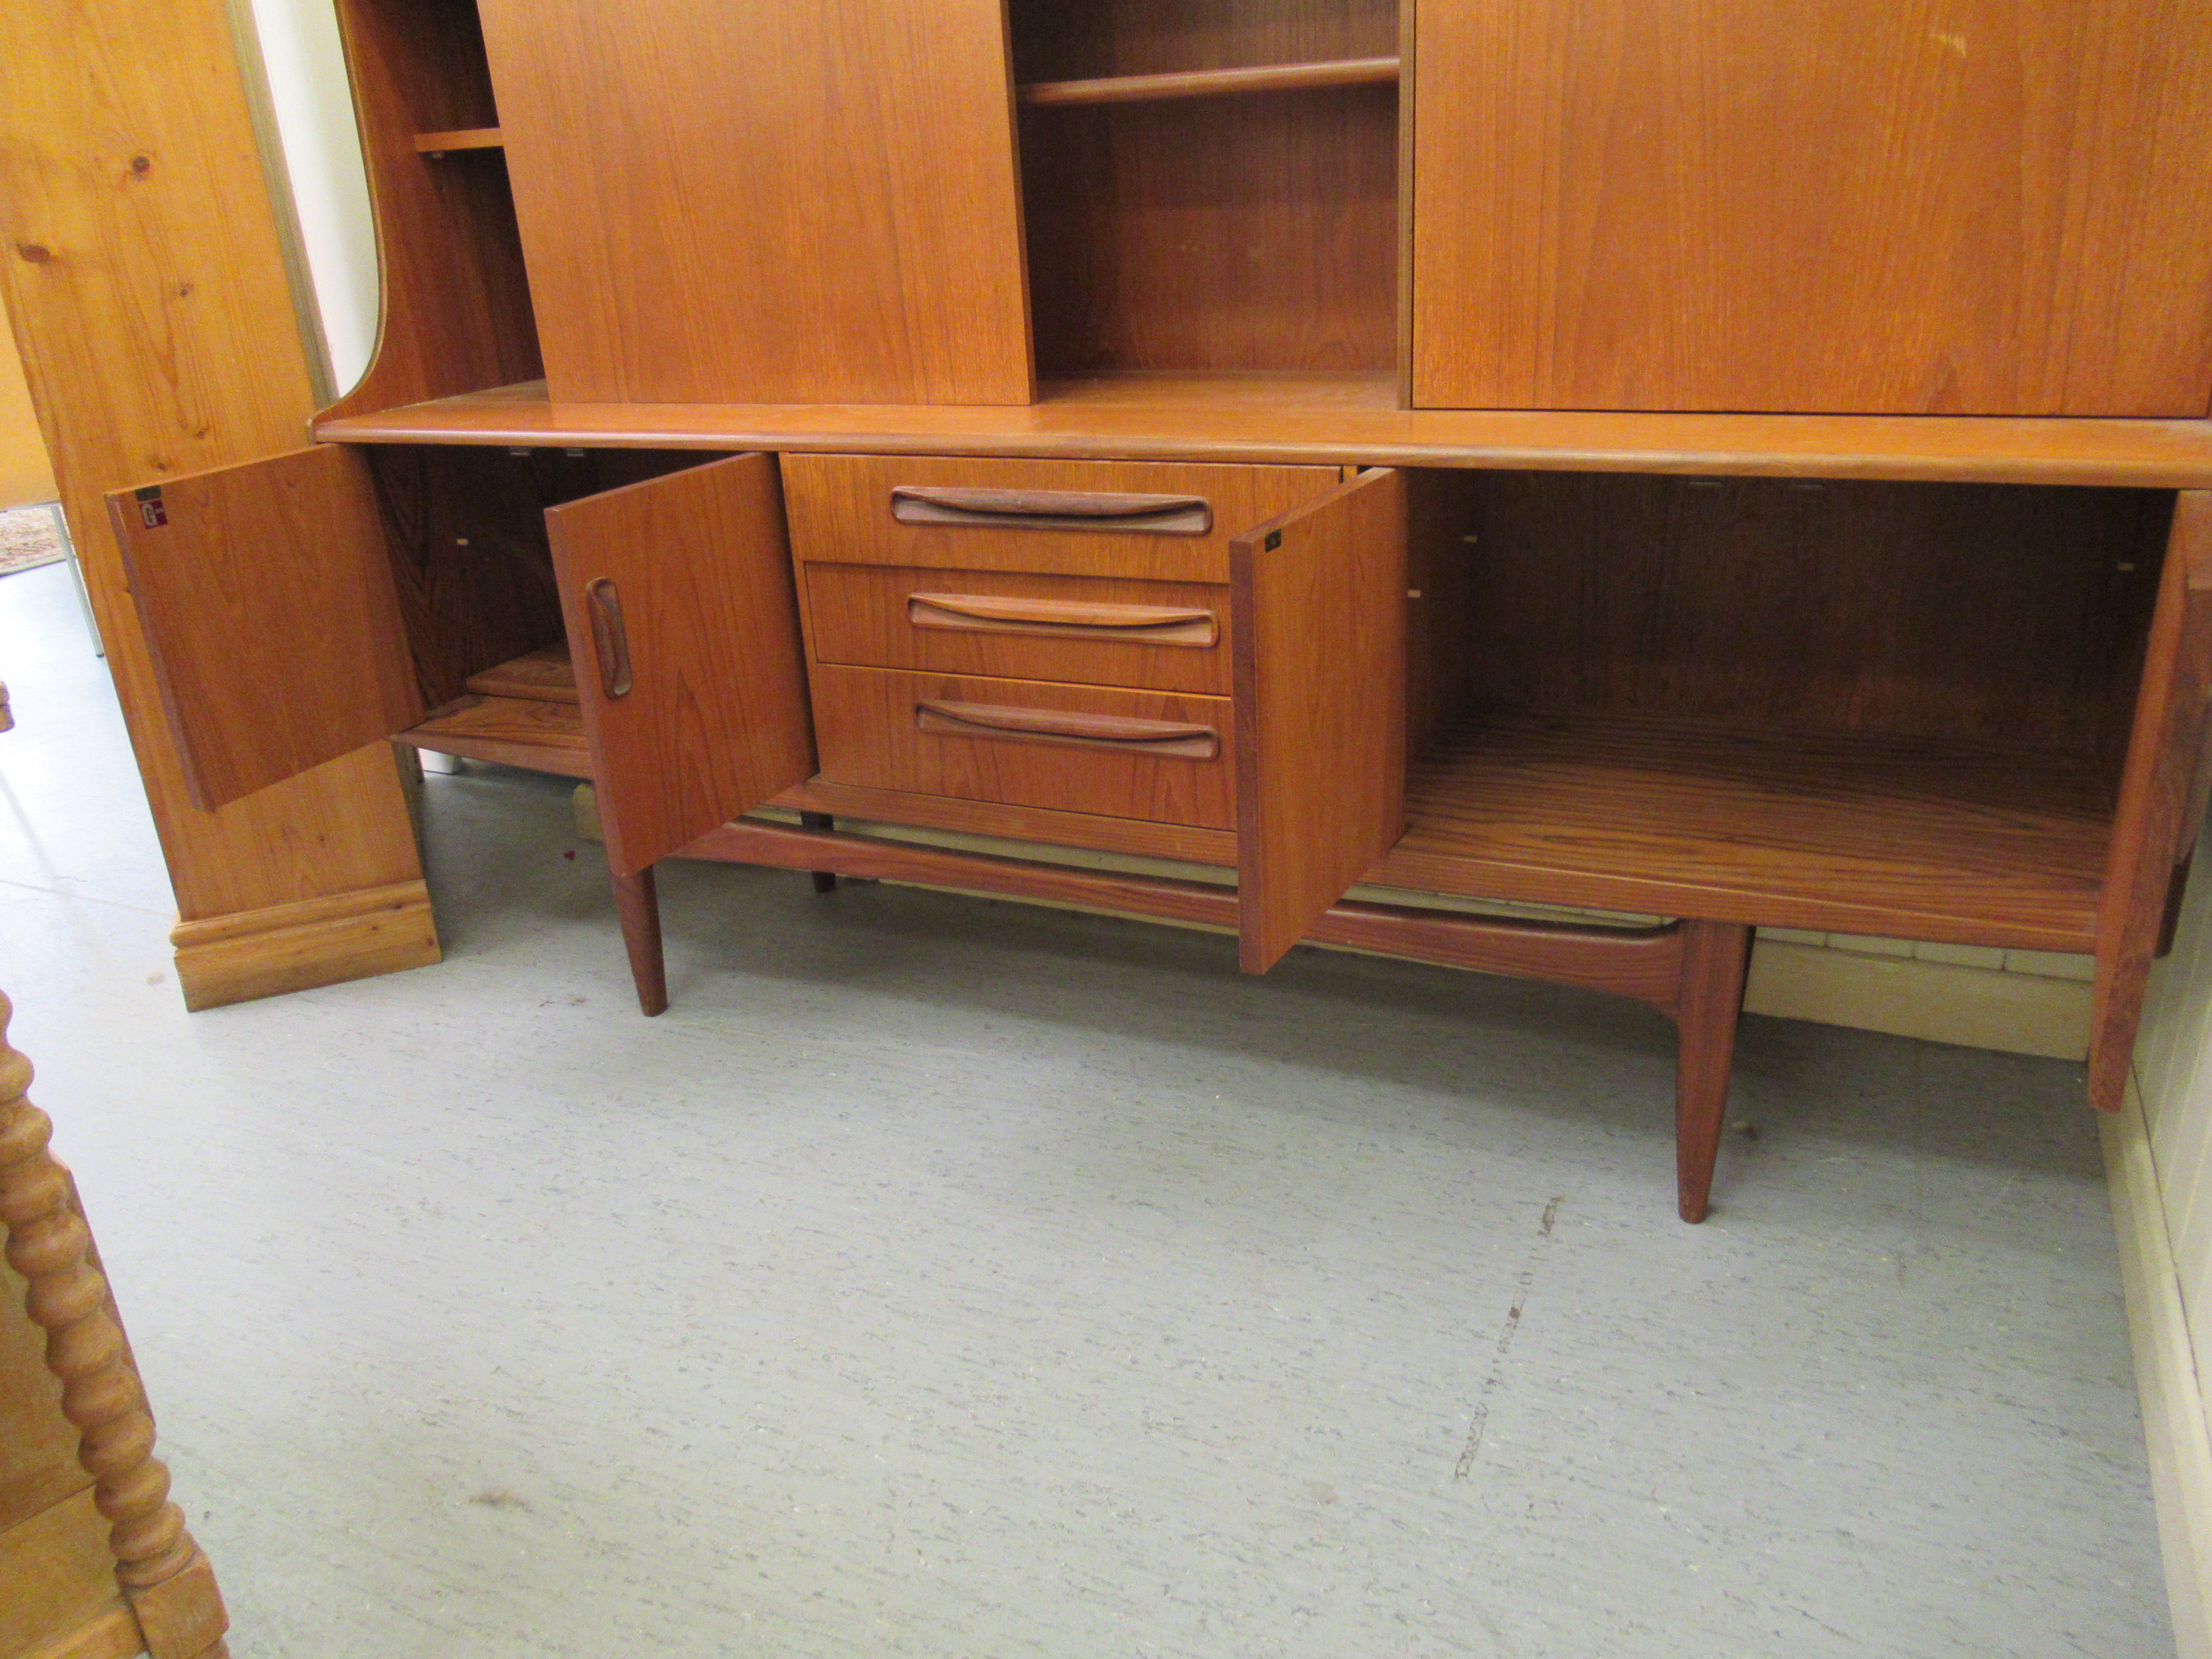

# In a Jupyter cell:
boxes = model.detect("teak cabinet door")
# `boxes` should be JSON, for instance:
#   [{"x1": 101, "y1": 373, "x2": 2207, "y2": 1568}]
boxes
[
  {"x1": 475, "y1": 0, "x2": 1033, "y2": 407},
  {"x1": 1412, "y1": 0, "x2": 2212, "y2": 415},
  {"x1": 2090, "y1": 492, "x2": 2212, "y2": 1110},
  {"x1": 103, "y1": 446, "x2": 425, "y2": 812},
  {"x1": 550, "y1": 454, "x2": 814, "y2": 878},
  {"x1": 1231, "y1": 468, "x2": 1408, "y2": 973}
]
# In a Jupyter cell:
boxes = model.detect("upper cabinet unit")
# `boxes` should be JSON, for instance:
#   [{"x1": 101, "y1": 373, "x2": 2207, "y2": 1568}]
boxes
[
  {"x1": 472, "y1": 0, "x2": 1036, "y2": 405},
  {"x1": 1410, "y1": 0, "x2": 2212, "y2": 415}
]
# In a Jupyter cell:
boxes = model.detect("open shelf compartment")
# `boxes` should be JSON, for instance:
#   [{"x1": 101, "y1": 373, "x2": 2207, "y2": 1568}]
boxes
[{"x1": 1010, "y1": 0, "x2": 1401, "y2": 380}]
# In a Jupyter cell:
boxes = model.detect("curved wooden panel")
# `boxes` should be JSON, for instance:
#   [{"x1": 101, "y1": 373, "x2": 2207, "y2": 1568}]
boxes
[{"x1": 321, "y1": 0, "x2": 542, "y2": 420}]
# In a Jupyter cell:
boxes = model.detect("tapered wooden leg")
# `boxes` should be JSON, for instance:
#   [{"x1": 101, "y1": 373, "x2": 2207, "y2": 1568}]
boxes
[
  {"x1": 611, "y1": 865, "x2": 668, "y2": 1016},
  {"x1": 799, "y1": 812, "x2": 838, "y2": 893},
  {"x1": 1672, "y1": 920, "x2": 1755, "y2": 1223}
]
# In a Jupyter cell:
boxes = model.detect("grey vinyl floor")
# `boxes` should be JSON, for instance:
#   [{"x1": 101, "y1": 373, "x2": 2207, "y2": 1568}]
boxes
[{"x1": 0, "y1": 559, "x2": 2176, "y2": 1658}]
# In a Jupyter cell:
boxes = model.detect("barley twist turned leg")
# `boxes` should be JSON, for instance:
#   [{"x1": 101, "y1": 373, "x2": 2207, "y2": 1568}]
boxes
[{"x1": 0, "y1": 992, "x2": 230, "y2": 1659}]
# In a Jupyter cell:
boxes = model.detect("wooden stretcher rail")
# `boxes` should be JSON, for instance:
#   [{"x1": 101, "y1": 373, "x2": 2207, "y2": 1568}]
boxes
[{"x1": 681, "y1": 819, "x2": 1688, "y2": 1013}]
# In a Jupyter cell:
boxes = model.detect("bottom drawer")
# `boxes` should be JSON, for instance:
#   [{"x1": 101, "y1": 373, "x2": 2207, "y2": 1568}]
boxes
[{"x1": 810, "y1": 665, "x2": 1237, "y2": 830}]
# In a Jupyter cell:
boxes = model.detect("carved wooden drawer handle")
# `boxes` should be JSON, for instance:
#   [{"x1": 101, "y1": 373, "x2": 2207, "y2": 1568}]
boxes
[
  {"x1": 585, "y1": 577, "x2": 633, "y2": 699},
  {"x1": 914, "y1": 699, "x2": 1220, "y2": 760},
  {"x1": 907, "y1": 591, "x2": 1219, "y2": 647},
  {"x1": 890, "y1": 485, "x2": 1212, "y2": 535}
]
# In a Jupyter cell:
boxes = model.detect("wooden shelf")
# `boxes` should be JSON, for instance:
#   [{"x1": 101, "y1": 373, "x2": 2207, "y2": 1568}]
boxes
[
  {"x1": 1371, "y1": 713, "x2": 2113, "y2": 951},
  {"x1": 398, "y1": 688, "x2": 591, "y2": 778},
  {"x1": 464, "y1": 643, "x2": 577, "y2": 704},
  {"x1": 314, "y1": 373, "x2": 2212, "y2": 488},
  {"x1": 413, "y1": 128, "x2": 504, "y2": 155},
  {"x1": 1019, "y1": 57, "x2": 1399, "y2": 108}
]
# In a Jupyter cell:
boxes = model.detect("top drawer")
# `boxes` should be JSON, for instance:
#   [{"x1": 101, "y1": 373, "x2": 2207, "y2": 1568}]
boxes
[{"x1": 780, "y1": 454, "x2": 1342, "y2": 583}]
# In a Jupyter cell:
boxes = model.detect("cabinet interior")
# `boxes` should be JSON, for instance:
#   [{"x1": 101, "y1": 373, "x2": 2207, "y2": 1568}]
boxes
[
  {"x1": 1009, "y1": 0, "x2": 1400, "y2": 380},
  {"x1": 1394, "y1": 473, "x2": 2171, "y2": 945},
  {"x1": 372, "y1": 446, "x2": 716, "y2": 770}
]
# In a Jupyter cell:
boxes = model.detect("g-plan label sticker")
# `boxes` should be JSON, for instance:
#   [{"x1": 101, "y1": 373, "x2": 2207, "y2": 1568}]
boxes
[{"x1": 134, "y1": 485, "x2": 167, "y2": 528}]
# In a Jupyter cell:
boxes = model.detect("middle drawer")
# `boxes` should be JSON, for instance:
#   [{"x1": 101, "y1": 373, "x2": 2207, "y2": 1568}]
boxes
[{"x1": 801, "y1": 563, "x2": 1231, "y2": 695}]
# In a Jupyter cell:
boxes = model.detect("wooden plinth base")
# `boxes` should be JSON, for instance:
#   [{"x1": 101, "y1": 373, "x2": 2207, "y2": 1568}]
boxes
[
  {"x1": 169, "y1": 880, "x2": 440, "y2": 1011},
  {"x1": 649, "y1": 820, "x2": 1752, "y2": 1221}
]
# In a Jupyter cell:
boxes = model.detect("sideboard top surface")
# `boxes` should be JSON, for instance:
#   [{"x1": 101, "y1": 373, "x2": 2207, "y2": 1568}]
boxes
[{"x1": 316, "y1": 372, "x2": 2212, "y2": 488}]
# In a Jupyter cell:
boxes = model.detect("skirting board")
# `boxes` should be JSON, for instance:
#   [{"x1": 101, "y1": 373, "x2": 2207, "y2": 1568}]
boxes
[
  {"x1": 1743, "y1": 939, "x2": 2092, "y2": 1061},
  {"x1": 170, "y1": 879, "x2": 441, "y2": 1011},
  {"x1": 2106, "y1": 1080, "x2": 2212, "y2": 1659}
]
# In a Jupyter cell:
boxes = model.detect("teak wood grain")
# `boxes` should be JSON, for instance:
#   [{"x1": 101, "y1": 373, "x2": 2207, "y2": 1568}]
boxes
[
  {"x1": 321, "y1": 0, "x2": 541, "y2": 422},
  {"x1": 684, "y1": 822, "x2": 1685, "y2": 1010},
  {"x1": 1459, "y1": 473, "x2": 2169, "y2": 765},
  {"x1": 1412, "y1": 0, "x2": 2212, "y2": 414},
  {"x1": 802, "y1": 563, "x2": 1232, "y2": 694},
  {"x1": 915, "y1": 700, "x2": 1220, "y2": 760},
  {"x1": 1019, "y1": 57, "x2": 1399, "y2": 106},
  {"x1": 550, "y1": 454, "x2": 814, "y2": 876},
  {"x1": 398, "y1": 694, "x2": 591, "y2": 778},
  {"x1": 782, "y1": 454, "x2": 1340, "y2": 583},
  {"x1": 1673, "y1": 920, "x2": 1755, "y2": 1224},
  {"x1": 810, "y1": 665, "x2": 1237, "y2": 830},
  {"x1": 775, "y1": 778, "x2": 1242, "y2": 867},
  {"x1": 1009, "y1": 0, "x2": 1398, "y2": 84},
  {"x1": 1375, "y1": 713, "x2": 2113, "y2": 951},
  {"x1": 1021, "y1": 87, "x2": 1397, "y2": 375},
  {"x1": 363, "y1": 445, "x2": 570, "y2": 708},
  {"x1": 1010, "y1": 0, "x2": 1399, "y2": 376},
  {"x1": 413, "y1": 128, "x2": 504, "y2": 154},
  {"x1": 1233, "y1": 466, "x2": 1408, "y2": 972},
  {"x1": 474, "y1": 0, "x2": 1033, "y2": 405},
  {"x1": 104, "y1": 447, "x2": 425, "y2": 812},
  {"x1": 2090, "y1": 492, "x2": 2212, "y2": 1110},
  {"x1": 316, "y1": 374, "x2": 2212, "y2": 489},
  {"x1": 465, "y1": 644, "x2": 577, "y2": 704}
]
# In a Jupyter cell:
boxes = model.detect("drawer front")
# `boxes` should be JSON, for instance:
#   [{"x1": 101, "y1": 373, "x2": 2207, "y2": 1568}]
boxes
[
  {"x1": 811, "y1": 665, "x2": 1236, "y2": 830},
  {"x1": 781, "y1": 454, "x2": 1340, "y2": 583},
  {"x1": 803, "y1": 562, "x2": 1232, "y2": 695}
]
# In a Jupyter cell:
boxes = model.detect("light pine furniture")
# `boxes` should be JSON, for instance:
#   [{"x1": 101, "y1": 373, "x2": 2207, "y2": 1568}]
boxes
[
  {"x1": 0, "y1": 993, "x2": 230, "y2": 1659},
  {"x1": 0, "y1": 0, "x2": 439, "y2": 1013},
  {"x1": 92, "y1": 0, "x2": 2212, "y2": 1219}
]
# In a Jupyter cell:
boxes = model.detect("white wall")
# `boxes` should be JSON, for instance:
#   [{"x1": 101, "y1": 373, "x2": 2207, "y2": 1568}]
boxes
[
  {"x1": 243, "y1": 0, "x2": 380, "y2": 396},
  {"x1": 2135, "y1": 830, "x2": 2212, "y2": 1402},
  {"x1": 2128, "y1": 822, "x2": 2212, "y2": 1655}
]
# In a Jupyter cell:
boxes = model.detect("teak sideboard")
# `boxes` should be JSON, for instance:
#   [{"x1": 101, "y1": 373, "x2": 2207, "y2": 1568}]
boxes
[{"x1": 99, "y1": 0, "x2": 2212, "y2": 1220}]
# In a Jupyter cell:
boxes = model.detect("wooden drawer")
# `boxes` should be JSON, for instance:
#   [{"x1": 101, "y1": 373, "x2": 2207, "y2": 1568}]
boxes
[
  {"x1": 801, "y1": 562, "x2": 1231, "y2": 695},
  {"x1": 811, "y1": 664, "x2": 1236, "y2": 830},
  {"x1": 780, "y1": 453, "x2": 1339, "y2": 583}
]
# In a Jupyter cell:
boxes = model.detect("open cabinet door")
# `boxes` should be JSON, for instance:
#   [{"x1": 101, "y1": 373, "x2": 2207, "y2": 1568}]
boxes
[
  {"x1": 2090, "y1": 491, "x2": 2212, "y2": 1110},
  {"x1": 549, "y1": 453, "x2": 814, "y2": 878},
  {"x1": 103, "y1": 446, "x2": 425, "y2": 812},
  {"x1": 1231, "y1": 468, "x2": 1409, "y2": 973}
]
